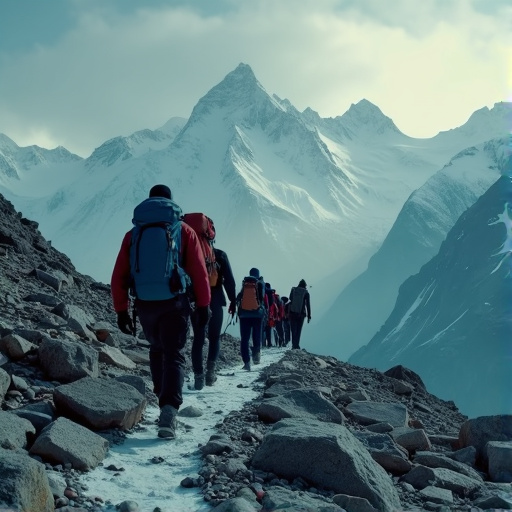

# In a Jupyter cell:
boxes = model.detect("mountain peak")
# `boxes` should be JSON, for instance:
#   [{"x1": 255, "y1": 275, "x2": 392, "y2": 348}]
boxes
[{"x1": 338, "y1": 99, "x2": 401, "y2": 136}]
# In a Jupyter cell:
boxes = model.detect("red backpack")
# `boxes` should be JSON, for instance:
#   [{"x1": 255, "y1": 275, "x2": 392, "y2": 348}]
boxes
[{"x1": 182, "y1": 213, "x2": 219, "y2": 287}]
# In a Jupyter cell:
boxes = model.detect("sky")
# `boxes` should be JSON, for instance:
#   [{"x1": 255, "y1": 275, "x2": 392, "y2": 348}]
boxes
[
  {"x1": 0, "y1": 0, "x2": 510, "y2": 158},
  {"x1": 79, "y1": 347, "x2": 285, "y2": 512}
]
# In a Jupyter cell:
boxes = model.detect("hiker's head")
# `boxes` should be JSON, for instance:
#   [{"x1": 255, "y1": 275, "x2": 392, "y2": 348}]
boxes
[
  {"x1": 281, "y1": 296, "x2": 288, "y2": 303},
  {"x1": 249, "y1": 267, "x2": 260, "y2": 278},
  {"x1": 149, "y1": 184, "x2": 172, "y2": 199},
  {"x1": 298, "y1": 279, "x2": 307, "y2": 288},
  {"x1": 265, "y1": 282, "x2": 271, "y2": 289}
]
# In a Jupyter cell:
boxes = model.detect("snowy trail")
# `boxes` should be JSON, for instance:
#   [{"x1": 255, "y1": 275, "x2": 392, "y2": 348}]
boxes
[{"x1": 80, "y1": 348, "x2": 287, "y2": 512}]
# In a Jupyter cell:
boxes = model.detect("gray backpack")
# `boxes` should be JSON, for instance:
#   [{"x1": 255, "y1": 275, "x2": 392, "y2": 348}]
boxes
[{"x1": 289, "y1": 287, "x2": 307, "y2": 314}]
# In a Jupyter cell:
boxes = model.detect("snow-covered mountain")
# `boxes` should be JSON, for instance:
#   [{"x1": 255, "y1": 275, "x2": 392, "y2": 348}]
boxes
[
  {"x1": 311, "y1": 135, "x2": 511, "y2": 361},
  {"x1": 0, "y1": 64, "x2": 509, "y2": 325},
  {"x1": 349, "y1": 174, "x2": 512, "y2": 418}
]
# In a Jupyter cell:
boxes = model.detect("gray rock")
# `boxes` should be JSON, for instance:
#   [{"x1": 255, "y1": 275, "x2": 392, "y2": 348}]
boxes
[
  {"x1": 29, "y1": 417, "x2": 109, "y2": 470},
  {"x1": 413, "y1": 451, "x2": 483, "y2": 481},
  {"x1": 0, "y1": 367, "x2": 9, "y2": 398},
  {"x1": 211, "y1": 496, "x2": 259, "y2": 511},
  {"x1": 486, "y1": 441, "x2": 512, "y2": 482},
  {"x1": 38, "y1": 337, "x2": 99, "y2": 382},
  {"x1": 0, "y1": 448, "x2": 54, "y2": 511},
  {"x1": 390, "y1": 426, "x2": 432, "y2": 453},
  {"x1": 332, "y1": 493, "x2": 378, "y2": 512},
  {"x1": 261, "y1": 487, "x2": 344, "y2": 511},
  {"x1": 0, "y1": 333, "x2": 37, "y2": 360},
  {"x1": 419, "y1": 485, "x2": 454, "y2": 505},
  {"x1": 345, "y1": 400, "x2": 408, "y2": 427},
  {"x1": 53, "y1": 376, "x2": 146, "y2": 430},
  {"x1": 252, "y1": 418, "x2": 401, "y2": 512},
  {"x1": 257, "y1": 388, "x2": 344, "y2": 424},
  {"x1": 0, "y1": 410, "x2": 36, "y2": 449}
]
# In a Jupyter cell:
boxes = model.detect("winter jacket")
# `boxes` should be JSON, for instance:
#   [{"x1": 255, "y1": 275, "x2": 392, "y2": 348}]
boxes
[{"x1": 111, "y1": 222, "x2": 211, "y2": 312}]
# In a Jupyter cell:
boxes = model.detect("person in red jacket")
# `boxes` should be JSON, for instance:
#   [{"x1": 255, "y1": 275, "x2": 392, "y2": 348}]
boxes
[{"x1": 111, "y1": 184, "x2": 211, "y2": 439}]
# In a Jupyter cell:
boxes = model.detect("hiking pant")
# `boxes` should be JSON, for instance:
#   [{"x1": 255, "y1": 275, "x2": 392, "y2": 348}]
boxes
[
  {"x1": 239, "y1": 316, "x2": 262, "y2": 364},
  {"x1": 283, "y1": 319, "x2": 291, "y2": 345},
  {"x1": 136, "y1": 297, "x2": 190, "y2": 410},
  {"x1": 275, "y1": 321, "x2": 284, "y2": 346},
  {"x1": 191, "y1": 302, "x2": 224, "y2": 375},
  {"x1": 264, "y1": 325, "x2": 273, "y2": 347},
  {"x1": 289, "y1": 313, "x2": 305, "y2": 349}
]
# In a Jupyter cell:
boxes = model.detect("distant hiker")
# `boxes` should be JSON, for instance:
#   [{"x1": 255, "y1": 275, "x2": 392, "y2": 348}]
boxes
[
  {"x1": 281, "y1": 296, "x2": 291, "y2": 346},
  {"x1": 111, "y1": 184, "x2": 210, "y2": 439},
  {"x1": 183, "y1": 214, "x2": 236, "y2": 390},
  {"x1": 288, "y1": 279, "x2": 311, "y2": 350},
  {"x1": 263, "y1": 282, "x2": 275, "y2": 348},
  {"x1": 274, "y1": 291, "x2": 285, "y2": 347},
  {"x1": 236, "y1": 267, "x2": 265, "y2": 370}
]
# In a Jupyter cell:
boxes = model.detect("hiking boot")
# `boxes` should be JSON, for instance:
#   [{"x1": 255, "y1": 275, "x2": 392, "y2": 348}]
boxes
[
  {"x1": 252, "y1": 351, "x2": 261, "y2": 365},
  {"x1": 242, "y1": 361, "x2": 251, "y2": 371},
  {"x1": 194, "y1": 373, "x2": 205, "y2": 390},
  {"x1": 158, "y1": 405, "x2": 178, "y2": 439},
  {"x1": 205, "y1": 361, "x2": 217, "y2": 386}
]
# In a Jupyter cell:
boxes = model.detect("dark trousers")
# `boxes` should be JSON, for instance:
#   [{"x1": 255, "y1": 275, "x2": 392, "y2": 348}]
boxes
[
  {"x1": 283, "y1": 319, "x2": 291, "y2": 345},
  {"x1": 190, "y1": 302, "x2": 224, "y2": 374},
  {"x1": 275, "y1": 321, "x2": 284, "y2": 346},
  {"x1": 289, "y1": 314, "x2": 305, "y2": 349},
  {"x1": 136, "y1": 297, "x2": 190, "y2": 410},
  {"x1": 239, "y1": 316, "x2": 262, "y2": 363},
  {"x1": 264, "y1": 325, "x2": 273, "y2": 347}
]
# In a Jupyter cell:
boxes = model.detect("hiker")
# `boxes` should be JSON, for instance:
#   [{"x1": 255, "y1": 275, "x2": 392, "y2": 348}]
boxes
[
  {"x1": 263, "y1": 282, "x2": 275, "y2": 348},
  {"x1": 111, "y1": 184, "x2": 210, "y2": 439},
  {"x1": 236, "y1": 267, "x2": 266, "y2": 370},
  {"x1": 190, "y1": 245, "x2": 236, "y2": 389},
  {"x1": 281, "y1": 296, "x2": 291, "y2": 346},
  {"x1": 288, "y1": 279, "x2": 311, "y2": 350},
  {"x1": 274, "y1": 291, "x2": 285, "y2": 347}
]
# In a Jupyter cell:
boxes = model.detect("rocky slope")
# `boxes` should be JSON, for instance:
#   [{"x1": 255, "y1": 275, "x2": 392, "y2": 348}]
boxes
[{"x1": 0, "y1": 191, "x2": 511, "y2": 511}]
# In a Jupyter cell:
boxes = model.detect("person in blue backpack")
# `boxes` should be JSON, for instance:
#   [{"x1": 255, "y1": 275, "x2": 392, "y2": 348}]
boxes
[
  {"x1": 111, "y1": 184, "x2": 211, "y2": 439},
  {"x1": 236, "y1": 267, "x2": 265, "y2": 370}
]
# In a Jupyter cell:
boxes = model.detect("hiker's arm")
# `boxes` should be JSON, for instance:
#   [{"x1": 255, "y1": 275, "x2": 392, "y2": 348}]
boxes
[
  {"x1": 305, "y1": 292, "x2": 311, "y2": 319},
  {"x1": 181, "y1": 223, "x2": 211, "y2": 307},
  {"x1": 221, "y1": 252, "x2": 237, "y2": 303},
  {"x1": 111, "y1": 231, "x2": 132, "y2": 312}
]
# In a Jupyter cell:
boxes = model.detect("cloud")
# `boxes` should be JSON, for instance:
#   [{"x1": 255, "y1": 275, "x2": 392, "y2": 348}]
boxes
[{"x1": 0, "y1": 0, "x2": 508, "y2": 157}]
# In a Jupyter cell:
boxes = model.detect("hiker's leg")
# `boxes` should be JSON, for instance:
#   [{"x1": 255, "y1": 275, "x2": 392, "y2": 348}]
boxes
[
  {"x1": 290, "y1": 316, "x2": 299, "y2": 349},
  {"x1": 190, "y1": 308, "x2": 207, "y2": 375},
  {"x1": 251, "y1": 317, "x2": 262, "y2": 356},
  {"x1": 239, "y1": 319, "x2": 251, "y2": 364},
  {"x1": 206, "y1": 302, "x2": 223, "y2": 363},
  {"x1": 295, "y1": 316, "x2": 306, "y2": 347}
]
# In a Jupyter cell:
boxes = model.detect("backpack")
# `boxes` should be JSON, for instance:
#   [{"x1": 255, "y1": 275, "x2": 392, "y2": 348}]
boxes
[
  {"x1": 129, "y1": 197, "x2": 190, "y2": 301},
  {"x1": 238, "y1": 276, "x2": 264, "y2": 318},
  {"x1": 289, "y1": 286, "x2": 307, "y2": 315},
  {"x1": 182, "y1": 213, "x2": 219, "y2": 287}
]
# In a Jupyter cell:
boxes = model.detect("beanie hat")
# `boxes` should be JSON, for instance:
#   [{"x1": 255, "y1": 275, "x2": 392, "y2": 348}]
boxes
[
  {"x1": 265, "y1": 282, "x2": 271, "y2": 289},
  {"x1": 281, "y1": 296, "x2": 288, "y2": 303},
  {"x1": 299, "y1": 279, "x2": 307, "y2": 287},
  {"x1": 149, "y1": 184, "x2": 172, "y2": 199},
  {"x1": 249, "y1": 267, "x2": 260, "y2": 278}
]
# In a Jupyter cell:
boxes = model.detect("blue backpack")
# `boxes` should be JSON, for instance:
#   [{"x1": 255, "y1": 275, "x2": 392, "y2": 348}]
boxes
[{"x1": 129, "y1": 197, "x2": 190, "y2": 300}]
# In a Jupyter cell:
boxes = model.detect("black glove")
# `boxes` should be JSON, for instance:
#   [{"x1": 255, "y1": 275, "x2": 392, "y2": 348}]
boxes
[
  {"x1": 228, "y1": 300, "x2": 236, "y2": 316},
  {"x1": 307, "y1": 316, "x2": 311, "y2": 324},
  {"x1": 117, "y1": 310, "x2": 134, "y2": 335},
  {"x1": 196, "y1": 306, "x2": 210, "y2": 327}
]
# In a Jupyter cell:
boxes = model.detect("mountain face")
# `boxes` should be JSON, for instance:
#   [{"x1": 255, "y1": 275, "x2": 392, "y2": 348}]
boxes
[
  {"x1": 311, "y1": 136, "x2": 511, "y2": 361},
  {"x1": 0, "y1": 64, "x2": 509, "y2": 323},
  {"x1": 349, "y1": 175, "x2": 512, "y2": 418}
]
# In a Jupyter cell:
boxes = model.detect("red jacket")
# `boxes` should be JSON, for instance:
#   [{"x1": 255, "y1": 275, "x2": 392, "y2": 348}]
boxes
[{"x1": 111, "y1": 222, "x2": 211, "y2": 312}]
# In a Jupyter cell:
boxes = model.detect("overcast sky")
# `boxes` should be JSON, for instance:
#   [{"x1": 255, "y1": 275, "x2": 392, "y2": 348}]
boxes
[{"x1": 0, "y1": 0, "x2": 510, "y2": 158}]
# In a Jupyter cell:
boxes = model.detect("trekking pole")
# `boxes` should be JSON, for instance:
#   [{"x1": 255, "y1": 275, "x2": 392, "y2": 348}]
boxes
[{"x1": 222, "y1": 315, "x2": 235, "y2": 336}]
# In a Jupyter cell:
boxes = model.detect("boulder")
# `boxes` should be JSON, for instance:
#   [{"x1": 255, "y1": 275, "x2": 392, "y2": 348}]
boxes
[
  {"x1": 345, "y1": 400, "x2": 409, "y2": 427},
  {"x1": 53, "y1": 376, "x2": 146, "y2": 430},
  {"x1": 29, "y1": 417, "x2": 109, "y2": 470},
  {"x1": 0, "y1": 448, "x2": 53, "y2": 511},
  {"x1": 38, "y1": 337, "x2": 99, "y2": 382},
  {"x1": 0, "y1": 410, "x2": 36, "y2": 449},
  {"x1": 251, "y1": 418, "x2": 401, "y2": 512}
]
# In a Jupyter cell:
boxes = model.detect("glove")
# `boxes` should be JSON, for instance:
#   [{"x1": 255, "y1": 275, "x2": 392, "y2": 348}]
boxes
[
  {"x1": 196, "y1": 306, "x2": 210, "y2": 327},
  {"x1": 117, "y1": 310, "x2": 134, "y2": 335},
  {"x1": 307, "y1": 316, "x2": 311, "y2": 324},
  {"x1": 228, "y1": 300, "x2": 236, "y2": 316}
]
